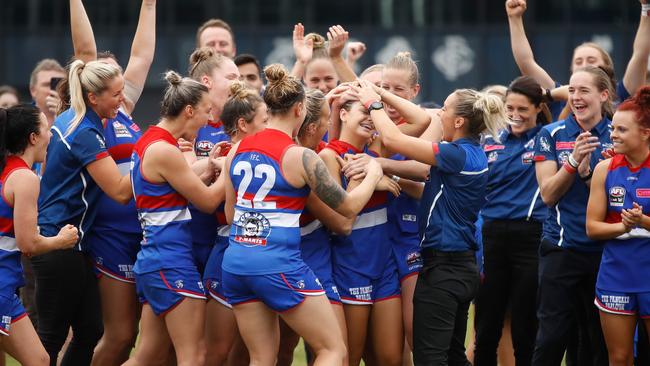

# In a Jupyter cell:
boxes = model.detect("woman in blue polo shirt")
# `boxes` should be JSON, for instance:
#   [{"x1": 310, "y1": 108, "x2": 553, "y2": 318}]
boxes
[
  {"x1": 35, "y1": 60, "x2": 134, "y2": 365},
  {"x1": 532, "y1": 65, "x2": 615, "y2": 366},
  {"x1": 586, "y1": 86, "x2": 650, "y2": 366},
  {"x1": 473, "y1": 76, "x2": 550, "y2": 365},
  {"x1": 351, "y1": 80, "x2": 508, "y2": 365}
]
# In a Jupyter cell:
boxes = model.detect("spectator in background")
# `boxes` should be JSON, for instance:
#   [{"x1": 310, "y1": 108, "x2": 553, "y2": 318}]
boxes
[
  {"x1": 29, "y1": 59, "x2": 65, "y2": 126},
  {"x1": 0, "y1": 86, "x2": 20, "y2": 108},
  {"x1": 234, "y1": 54, "x2": 264, "y2": 94},
  {"x1": 196, "y1": 18, "x2": 237, "y2": 58}
]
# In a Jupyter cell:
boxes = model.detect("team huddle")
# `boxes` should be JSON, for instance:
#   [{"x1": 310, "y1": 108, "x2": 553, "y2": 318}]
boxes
[{"x1": 1, "y1": 0, "x2": 650, "y2": 365}]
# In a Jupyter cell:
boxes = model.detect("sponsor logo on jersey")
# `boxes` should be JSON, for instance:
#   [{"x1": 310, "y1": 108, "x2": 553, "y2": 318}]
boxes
[
  {"x1": 521, "y1": 151, "x2": 535, "y2": 164},
  {"x1": 556, "y1": 141, "x2": 575, "y2": 150},
  {"x1": 113, "y1": 121, "x2": 133, "y2": 138},
  {"x1": 636, "y1": 188, "x2": 650, "y2": 198},
  {"x1": 234, "y1": 211, "x2": 271, "y2": 246},
  {"x1": 609, "y1": 186, "x2": 626, "y2": 207},
  {"x1": 402, "y1": 214, "x2": 417, "y2": 222},
  {"x1": 483, "y1": 144, "x2": 505, "y2": 152}
]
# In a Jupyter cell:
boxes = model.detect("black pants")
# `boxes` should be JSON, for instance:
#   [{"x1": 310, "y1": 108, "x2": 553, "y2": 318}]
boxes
[
  {"x1": 20, "y1": 254, "x2": 38, "y2": 329},
  {"x1": 474, "y1": 220, "x2": 541, "y2": 366},
  {"x1": 531, "y1": 240, "x2": 607, "y2": 366},
  {"x1": 413, "y1": 250, "x2": 479, "y2": 366},
  {"x1": 31, "y1": 249, "x2": 103, "y2": 366}
]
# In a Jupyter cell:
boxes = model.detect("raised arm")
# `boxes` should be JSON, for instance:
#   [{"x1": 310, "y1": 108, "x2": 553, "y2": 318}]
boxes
[
  {"x1": 506, "y1": 0, "x2": 556, "y2": 89},
  {"x1": 622, "y1": 0, "x2": 650, "y2": 97},
  {"x1": 327, "y1": 25, "x2": 358, "y2": 82},
  {"x1": 376, "y1": 86, "x2": 431, "y2": 137},
  {"x1": 351, "y1": 82, "x2": 438, "y2": 165},
  {"x1": 9, "y1": 170, "x2": 78, "y2": 256},
  {"x1": 122, "y1": 0, "x2": 157, "y2": 114},
  {"x1": 70, "y1": 0, "x2": 97, "y2": 63}
]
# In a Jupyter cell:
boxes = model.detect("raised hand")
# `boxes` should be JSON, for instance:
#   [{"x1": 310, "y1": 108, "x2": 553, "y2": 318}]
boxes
[
  {"x1": 293, "y1": 23, "x2": 314, "y2": 65},
  {"x1": 505, "y1": 0, "x2": 527, "y2": 18},
  {"x1": 327, "y1": 25, "x2": 349, "y2": 58},
  {"x1": 346, "y1": 41, "x2": 367, "y2": 64}
]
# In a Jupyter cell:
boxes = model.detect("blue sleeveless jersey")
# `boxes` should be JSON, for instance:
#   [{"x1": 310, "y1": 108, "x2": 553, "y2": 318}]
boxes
[
  {"x1": 0, "y1": 157, "x2": 30, "y2": 296},
  {"x1": 190, "y1": 121, "x2": 230, "y2": 247},
  {"x1": 299, "y1": 209, "x2": 332, "y2": 280},
  {"x1": 131, "y1": 126, "x2": 194, "y2": 274},
  {"x1": 598, "y1": 154, "x2": 650, "y2": 292},
  {"x1": 418, "y1": 139, "x2": 487, "y2": 251},
  {"x1": 92, "y1": 112, "x2": 142, "y2": 234},
  {"x1": 222, "y1": 128, "x2": 310, "y2": 275},
  {"x1": 326, "y1": 140, "x2": 390, "y2": 279}
]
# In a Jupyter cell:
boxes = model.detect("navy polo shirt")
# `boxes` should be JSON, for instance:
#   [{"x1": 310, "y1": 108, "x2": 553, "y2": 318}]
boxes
[
  {"x1": 39, "y1": 108, "x2": 109, "y2": 251},
  {"x1": 482, "y1": 125, "x2": 546, "y2": 222},
  {"x1": 418, "y1": 138, "x2": 488, "y2": 252},
  {"x1": 533, "y1": 114, "x2": 612, "y2": 252}
]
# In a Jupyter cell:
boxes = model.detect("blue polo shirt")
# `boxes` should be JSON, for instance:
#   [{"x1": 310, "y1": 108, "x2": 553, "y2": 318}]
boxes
[
  {"x1": 39, "y1": 108, "x2": 109, "y2": 251},
  {"x1": 533, "y1": 114, "x2": 612, "y2": 252},
  {"x1": 482, "y1": 125, "x2": 546, "y2": 222},
  {"x1": 418, "y1": 138, "x2": 488, "y2": 252}
]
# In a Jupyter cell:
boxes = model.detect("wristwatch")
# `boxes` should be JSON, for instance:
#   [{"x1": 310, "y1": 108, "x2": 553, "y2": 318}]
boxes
[{"x1": 367, "y1": 101, "x2": 384, "y2": 112}]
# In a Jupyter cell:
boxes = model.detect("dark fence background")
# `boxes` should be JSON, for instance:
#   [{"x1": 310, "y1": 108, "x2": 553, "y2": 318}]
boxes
[{"x1": 0, "y1": 0, "x2": 642, "y2": 124}]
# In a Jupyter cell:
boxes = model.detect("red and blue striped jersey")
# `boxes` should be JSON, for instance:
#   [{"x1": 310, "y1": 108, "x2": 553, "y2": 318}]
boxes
[
  {"x1": 0, "y1": 156, "x2": 30, "y2": 295},
  {"x1": 222, "y1": 128, "x2": 310, "y2": 275},
  {"x1": 599, "y1": 153, "x2": 650, "y2": 292},
  {"x1": 325, "y1": 140, "x2": 390, "y2": 279},
  {"x1": 131, "y1": 126, "x2": 194, "y2": 274}
]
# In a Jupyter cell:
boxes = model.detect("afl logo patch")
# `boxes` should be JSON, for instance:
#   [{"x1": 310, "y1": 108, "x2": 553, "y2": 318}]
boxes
[
  {"x1": 234, "y1": 211, "x2": 271, "y2": 246},
  {"x1": 196, "y1": 140, "x2": 213, "y2": 156},
  {"x1": 521, "y1": 151, "x2": 534, "y2": 164},
  {"x1": 609, "y1": 186, "x2": 626, "y2": 207}
]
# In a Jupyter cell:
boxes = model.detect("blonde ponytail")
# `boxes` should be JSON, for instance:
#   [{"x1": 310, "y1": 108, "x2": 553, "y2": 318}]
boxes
[
  {"x1": 66, "y1": 60, "x2": 121, "y2": 136},
  {"x1": 454, "y1": 89, "x2": 508, "y2": 143}
]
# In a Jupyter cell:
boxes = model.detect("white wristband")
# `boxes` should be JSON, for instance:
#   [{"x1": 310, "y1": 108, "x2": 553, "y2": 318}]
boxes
[
  {"x1": 643, "y1": 3, "x2": 650, "y2": 16},
  {"x1": 568, "y1": 154, "x2": 579, "y2": 169}
]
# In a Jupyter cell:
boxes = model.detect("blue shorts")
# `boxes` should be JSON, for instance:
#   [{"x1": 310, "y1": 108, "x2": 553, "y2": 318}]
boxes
[
  {"x1": 203, "y1": 235, "x2": 229, "y2": 308},
  {"x1": 87, "y1": 230, "x2": 141, "y2": 284},
  {"x1": 595, "y1": 288, "x2": 650, "y2": 318},
  {"x1": 222, "y1": 265, "x2": 325, "y2": 312},
  {"x1": 0, "y1": 294, "x2": 27, "y2": 336},
  {"x1": 334, "y1": 256, "x2": 401, "y2": 305},
  {"x1": 135, "y1": 268, "x2": 206, "y2": 316},
  {"x1": 392, "y1": 232, "x2": 422, "y2": 282}
]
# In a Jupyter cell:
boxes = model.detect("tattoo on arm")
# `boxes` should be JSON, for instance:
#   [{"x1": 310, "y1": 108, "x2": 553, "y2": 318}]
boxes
[{"x1": 302, "y1": 149, "x2": 346, "y2": 209}]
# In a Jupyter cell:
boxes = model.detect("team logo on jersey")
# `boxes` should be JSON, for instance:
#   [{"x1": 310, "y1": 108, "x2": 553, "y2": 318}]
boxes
[
  {"x1": 609, "y1": 186, "x2": 626, "y2": 207},
  {"x1": 95, "y1": 134, "x2": 106, "y2": 149},
  {"x1": 233, "y1": 211, "x2": 271, "y2": 246},
  {"x1": 521, "y1": 151, "x2": 535, "y2": 164},
  {"x1": 539, "y1": 137, "x2": 551, "y2": 152},
  {"x1": 296, "y1": 280, "x2": 305, "y2": 289},
  {"x1": 637, "y1": 189, "x2": 650, "y2": 198},
  {"x1": 196, "y1": 140, "x2": 213, "y2": 157},
  {"x1": 174, "y1": 279, "x2": 184, "y2": 289},
  {"x1": 558, "y1": 151, "x2": 571, "y2": 164},
  {"x1": 487, "y1": 151, "x2": 499, "y2": 163}
]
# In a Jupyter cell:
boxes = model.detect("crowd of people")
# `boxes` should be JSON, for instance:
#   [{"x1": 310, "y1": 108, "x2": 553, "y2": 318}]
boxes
[{"x1": 1, "y1": 0, "x2": 650, "y2": 365}]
